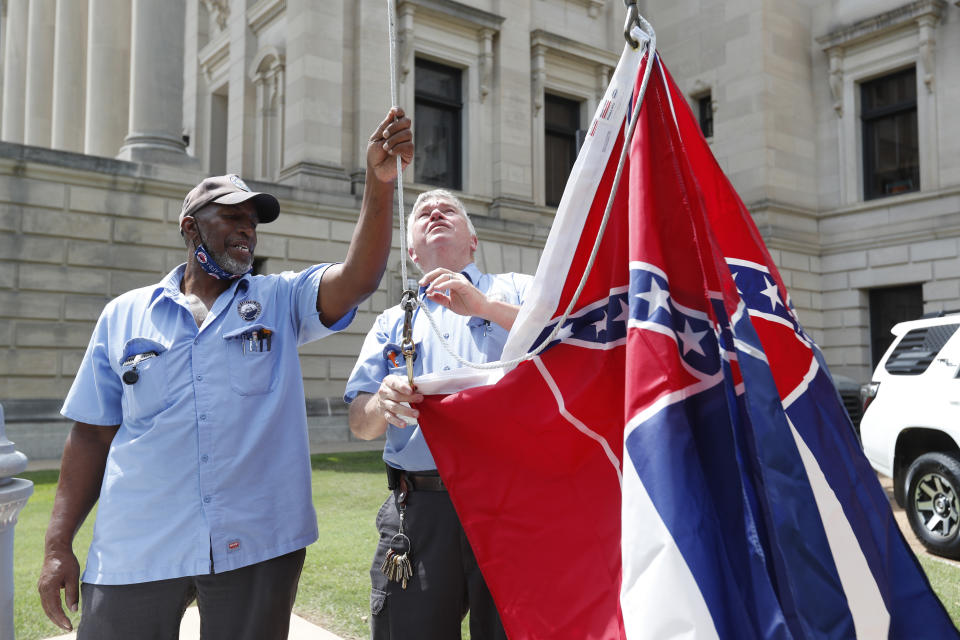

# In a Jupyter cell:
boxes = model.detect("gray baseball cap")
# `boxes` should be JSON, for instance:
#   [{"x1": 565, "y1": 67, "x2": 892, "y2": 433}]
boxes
[{"x1": 179, "y1": 174, "x2": 280, "y2": 225}]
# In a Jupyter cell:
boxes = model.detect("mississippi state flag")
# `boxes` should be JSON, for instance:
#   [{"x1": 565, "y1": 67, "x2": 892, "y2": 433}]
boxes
[{"x1": 415, "y1": 32, "x2": 958, "y2": 639}]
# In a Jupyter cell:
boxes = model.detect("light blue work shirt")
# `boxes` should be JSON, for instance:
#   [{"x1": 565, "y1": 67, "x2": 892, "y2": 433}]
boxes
[
  {"x1": 344, "y1": 263, "x2": 532, "y2": 471},
  {"x1": 61, "y1": 263, "x2": 355, "y2": 585}
]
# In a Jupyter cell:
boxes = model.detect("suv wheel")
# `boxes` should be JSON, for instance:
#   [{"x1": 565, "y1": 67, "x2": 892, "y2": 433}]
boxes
[{"x1": 905, "y1": 452, "x2": 960, "y2": 559}]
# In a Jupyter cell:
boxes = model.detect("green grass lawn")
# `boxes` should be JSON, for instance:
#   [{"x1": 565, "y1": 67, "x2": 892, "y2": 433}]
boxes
[{"x1": 13, "y1": 451, "x2": 960, "y2": 639}]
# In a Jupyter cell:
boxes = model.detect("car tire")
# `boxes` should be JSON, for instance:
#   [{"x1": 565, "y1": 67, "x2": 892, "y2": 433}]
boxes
[{"x1": 904, "y1": 452, "x2": 960, "y2": 560}]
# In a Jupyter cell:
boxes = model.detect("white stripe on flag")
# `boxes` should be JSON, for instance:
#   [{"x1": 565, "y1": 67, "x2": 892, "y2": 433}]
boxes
[
  {"x1": 787, "y1": 415, "x2": 891, "y2": 638},
  {"x1": 533, "y1": 356, "x2": 623, "y2": 485},
  {"x1": 621, "y1": 457, "x2": 720, "y2": 640},
  {"x1": 783, "y1": 359, "x2": 891, "y2": 637}
]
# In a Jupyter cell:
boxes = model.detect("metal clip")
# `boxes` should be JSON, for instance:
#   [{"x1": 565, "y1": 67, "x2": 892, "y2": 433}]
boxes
[
  {"x1": 399, "y1": 289, "x2": 418, "y2": 387},
  {"x1": 623, "y1": 0, "x2": 641, "y2": 48}
]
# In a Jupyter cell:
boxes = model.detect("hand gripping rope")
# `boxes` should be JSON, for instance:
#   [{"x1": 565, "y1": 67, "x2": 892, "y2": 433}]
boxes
[{"x1": 386, "y1": 0, "x2": 656, "y2": 378}]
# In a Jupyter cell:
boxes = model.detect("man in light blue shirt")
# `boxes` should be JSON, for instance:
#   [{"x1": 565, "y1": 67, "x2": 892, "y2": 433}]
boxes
[
  {"x1": 345, "y1": 189, "x2": 532, "y2": 640},
  {"x1": 37, "y1": 108, "x2": 412, "y2": 640}
]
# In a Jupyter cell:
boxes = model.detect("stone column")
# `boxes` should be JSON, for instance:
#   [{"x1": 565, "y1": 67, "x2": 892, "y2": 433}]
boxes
[
  {"x1": 84, "y1": 0, "x2": 130, "y2": 158},
  {"x1": 279, "y1": 0, "x2": 349, "y2": 192},
  {"x1": 51, "y1": 0, "x2": 89, "y2": 152},
  {"x1": 1, "y1": 0, "x2": 29, "y2": 143},
  {"x1": 24, "y1": 0, "x2": 57, "y2": 147},
  {"x1": 0, "y1": 403, "x2": 33, "y2": 640},
  {"x1": 117, "y1": 0, "x2": 191, "y2": 164}
]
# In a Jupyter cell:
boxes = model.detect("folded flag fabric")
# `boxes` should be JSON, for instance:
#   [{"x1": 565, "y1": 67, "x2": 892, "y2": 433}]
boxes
[{"x1": 415, "y1": 32, "x2": 958, "y2": 640}]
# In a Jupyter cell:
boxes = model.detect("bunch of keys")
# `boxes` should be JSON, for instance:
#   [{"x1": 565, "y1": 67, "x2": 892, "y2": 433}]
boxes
[{"x1": 380, "y1": 509, "x2": 413, "y2": 589}]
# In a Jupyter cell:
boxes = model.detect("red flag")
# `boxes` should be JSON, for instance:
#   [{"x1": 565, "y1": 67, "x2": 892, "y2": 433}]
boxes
[{"x1": 416, "y1": 34, "x2": 956, "y2": 640}]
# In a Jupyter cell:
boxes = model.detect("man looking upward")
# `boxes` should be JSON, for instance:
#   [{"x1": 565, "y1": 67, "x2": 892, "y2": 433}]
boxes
[
  {"x1": 345, "y1": 189, "x2": 533, "y2": 640},
  {"x1": 37, "y1": 108, "x2": 412, "y2": 640}
]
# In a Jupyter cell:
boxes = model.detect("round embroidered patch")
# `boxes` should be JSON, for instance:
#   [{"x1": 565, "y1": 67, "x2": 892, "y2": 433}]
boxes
[
  {"x1": 237, "y1": 299, "x2": 262, "y2": 321},
  {"x1": 230, "y1": 175, "x2": 251, "y2": 192}
]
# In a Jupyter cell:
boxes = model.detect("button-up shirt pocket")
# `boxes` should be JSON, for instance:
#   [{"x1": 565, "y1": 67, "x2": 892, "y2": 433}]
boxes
[
  {"x1": 222, "y1": 324, "x2": 279, "y2": 396},
  {"x1": 118, "y1": 338, "x2": 171, "y2": 421}
]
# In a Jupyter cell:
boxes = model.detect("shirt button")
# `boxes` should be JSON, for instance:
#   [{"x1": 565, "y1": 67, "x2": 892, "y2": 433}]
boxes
[
  {"x1": 199, "y1": 414, "x2": 207, "y2": 421},
  {"x1": 194, "y1": 338, "x2": 199, "y2": 345},
  {"x1": 203, "y1": 496, "x2": 212, "y2": 504},
  {"x1": 200, "y1": 454, "x2": 209, "y2": 463},
  {"x1": 443, "y1": 332, "x2": 450, "y2": 339},
  {"x1": 196, "y1": 375, "x2": 203, "y2": 381}
]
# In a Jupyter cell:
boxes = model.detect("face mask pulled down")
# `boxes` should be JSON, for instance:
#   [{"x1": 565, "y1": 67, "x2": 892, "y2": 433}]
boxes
[{"x1": 191, "y1": 221, "x2": 253, "y2": 280}]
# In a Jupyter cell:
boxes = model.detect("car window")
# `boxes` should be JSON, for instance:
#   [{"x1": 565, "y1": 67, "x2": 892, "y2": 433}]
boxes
[{"x1": 884, "y1": 324, "x2": 960, "y2": 375}]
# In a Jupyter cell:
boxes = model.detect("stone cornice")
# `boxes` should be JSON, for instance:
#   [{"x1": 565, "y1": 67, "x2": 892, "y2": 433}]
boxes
[
  {"x1": 819, "y1": 220, "x2": 960, "y2": 255},
  {"x1": 530, "y1": 29, "x2": 619, "y2": 68},
  {"x1": 399, "y1": 0, "x2": 504, "y2": 32},
  {"x1": 198, "y1": 28, "x2": 230, "y2": 81},
  {"x1": 0, "y1": 142, "x2": 200, "y2": 196},
  {"x1": 815, "y1": 0, "x2": 947, "y2": 51},
  {"x1": 746, "y1": 198, "x2": 820, "y2": 220},
  {"x1": 569, "y1": 0, "x2": 606, "y2": 19},
  {"x1": 821, "y1": 183, "x2": 960, "y2": 218},
  {"x1": 247, "y1": 0, "x2": 285, "y2": 35},
  {"x1": 818, "y1": 185, "x2": 960, "y2": 253}
]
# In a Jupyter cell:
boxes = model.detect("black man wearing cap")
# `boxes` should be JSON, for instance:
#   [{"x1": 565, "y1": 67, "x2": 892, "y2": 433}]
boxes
[{"x1": 37, "y1": 108, "x2": 413, "y2": 640}]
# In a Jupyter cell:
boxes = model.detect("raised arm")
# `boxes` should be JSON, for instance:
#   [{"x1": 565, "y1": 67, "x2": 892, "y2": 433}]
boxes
[
  {"x1": 38, "y1": 422, "x2": 119, "y2": 631},
  {"x1": 317, "y1": 107, "x2": 413, "y2": 325}
]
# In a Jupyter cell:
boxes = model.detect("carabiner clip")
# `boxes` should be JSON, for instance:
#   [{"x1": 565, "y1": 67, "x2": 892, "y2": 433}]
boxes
[
  {"x1": 623, "y1": 0, "x2": 641, "y2": 49},
  {"x1": 399, "y1": 289, "x2": 418, "y2": 387}
]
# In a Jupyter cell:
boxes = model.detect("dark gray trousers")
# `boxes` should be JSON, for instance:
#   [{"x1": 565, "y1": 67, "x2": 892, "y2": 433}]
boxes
[
  {"x1": 369, "y1": 490, "x2": 508, "y2": 640},
  {"x1": 77, "y1": 548, "x2": 306, "y2": 640}
]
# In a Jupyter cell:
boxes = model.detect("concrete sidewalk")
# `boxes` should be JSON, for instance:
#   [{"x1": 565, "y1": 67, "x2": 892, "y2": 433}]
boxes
[{"x1": 46, "y1": 607, "x2": 346, "y2": 640}]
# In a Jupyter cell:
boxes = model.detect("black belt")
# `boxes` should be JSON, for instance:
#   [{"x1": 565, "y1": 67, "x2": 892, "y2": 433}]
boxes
[
  {"x1": 386, "y1": 465, "x2": 446, "y2": 492},
  {"x1": 405, "y1": 471, "x2": 446, "y2": 492}
]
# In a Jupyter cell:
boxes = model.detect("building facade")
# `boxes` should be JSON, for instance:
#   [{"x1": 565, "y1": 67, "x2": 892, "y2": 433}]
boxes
[
  {"x1": 0, "y1": 0, "x2": 958, "y2": 458},
  {"x1": 645, "y1": 0, "x2": 960, "y2": 383}
]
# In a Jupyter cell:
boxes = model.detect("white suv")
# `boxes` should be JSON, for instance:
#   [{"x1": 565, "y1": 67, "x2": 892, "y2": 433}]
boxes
[{"x1": 859, "y1": 313, "x2": 960, "y2": 559}]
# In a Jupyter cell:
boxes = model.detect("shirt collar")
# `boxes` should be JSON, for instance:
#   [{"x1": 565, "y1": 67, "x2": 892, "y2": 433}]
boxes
[
  {"x1": 416, "y1": 262, "x2": 483, "y2": 297},
  {"x1": 461, "y1": 263, "x2": 482, "y2": 285},
  {"x1": 150, "y1": 263, "x2": 251, "y2": 310}
]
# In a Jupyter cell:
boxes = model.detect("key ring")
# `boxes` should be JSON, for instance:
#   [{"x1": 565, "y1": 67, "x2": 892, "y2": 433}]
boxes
[{"x1": 389, "y1": 532, "x2": 411, "y2": 555}]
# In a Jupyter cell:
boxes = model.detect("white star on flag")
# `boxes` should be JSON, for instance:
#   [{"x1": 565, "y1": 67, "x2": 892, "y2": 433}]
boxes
[
  {"x1": 612, "y1": 298, "x2": 631, "y2": 323},
  {"x1": 590, "y1": 313, "x2": 607, "y2": 335},
  {"x1": 636, "y1": 279, "x2": 670, "y2": 316},
  {"x1": 555, "y1": 321, "x2": 576, "y2": 342},
  {"x1": 676, "y1": 319, "x2": 707, "y2": 356},
  {"x1": 760, "y1": 276, "x2": 780, "y2": 311}
]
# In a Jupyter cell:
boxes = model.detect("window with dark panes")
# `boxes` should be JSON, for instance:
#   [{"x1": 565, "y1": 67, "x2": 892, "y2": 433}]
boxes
[
  {"x1": 415, "y1": 59, "x2": 462, "y2": 190},
  {"x1": 861, "y1": 68, "x2": 919, "y2": 200},
  {"x1": 545, "y1": 94, "x2": 581, "y2": 207},
  {"x1": 869, "y1": 284, "x2": 923, "y2": 368},
  {"x1": 697, "y1": 93, "x2": 713, "y2": 138}
]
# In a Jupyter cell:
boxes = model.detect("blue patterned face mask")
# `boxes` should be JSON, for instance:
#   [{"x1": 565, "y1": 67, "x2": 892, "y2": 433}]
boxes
[
  {"x1": 190, "y1": 221, "x2": 252, "y2": 280},
  {"x1": 194, "y1": 243, "x2": 249, "y2": 280}
]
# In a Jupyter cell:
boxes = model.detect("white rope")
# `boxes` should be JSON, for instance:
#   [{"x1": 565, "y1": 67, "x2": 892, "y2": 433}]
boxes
[
  {"x1": 386, "y1": 0, "x2": 408, "y2": 287},
  {"x1": 413, "y1": 20, "x2": 657, "y2": 371}
]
